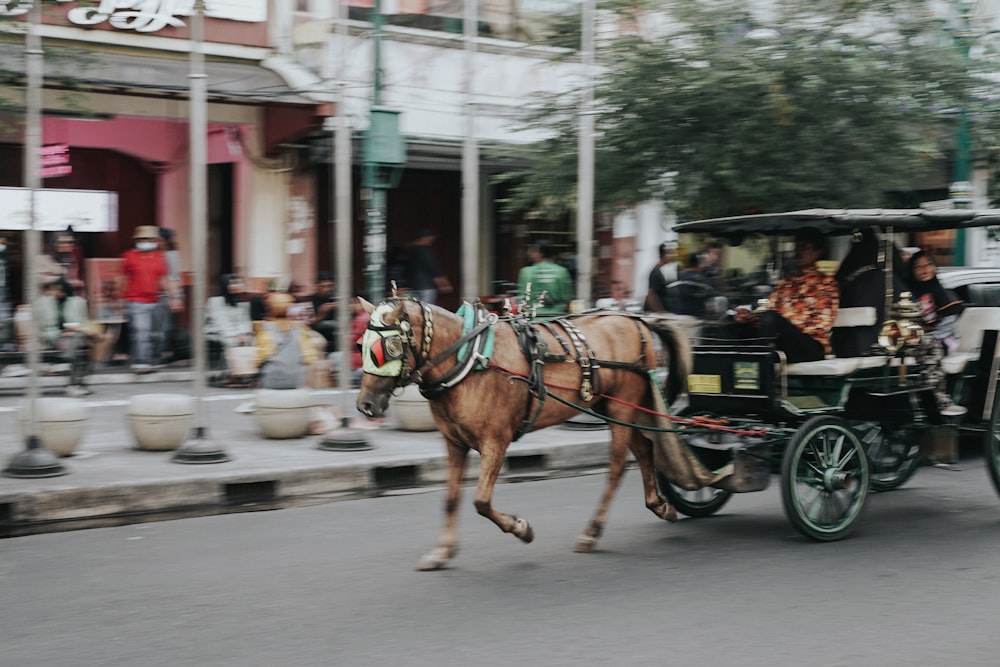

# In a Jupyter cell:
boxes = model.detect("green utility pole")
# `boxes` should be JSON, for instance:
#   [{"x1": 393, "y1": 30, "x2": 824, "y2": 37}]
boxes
[{"x1": 362, "y1": 0, "x2": 405, "y2": 301}]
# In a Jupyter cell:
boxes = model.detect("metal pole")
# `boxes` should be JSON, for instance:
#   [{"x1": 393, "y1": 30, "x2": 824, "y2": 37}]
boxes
[
  {"x1": 3, "y1": 0, "x2": 66, "y2": 478},
  {"x1": 576, "y1": 0, "x2": 595, "y2": 308},
  {"x1": 321, "y1": 0, "x2": 371, "y2": 450},
  {"x1": 363, "y1": 0, "x2": 387, "y2": 302},
  {"x1": 461, "y1": 0, "x2": 479, "y2": 302},
  {"x1": 173, "y1": 0, "x2": 228, "y2": 463}
]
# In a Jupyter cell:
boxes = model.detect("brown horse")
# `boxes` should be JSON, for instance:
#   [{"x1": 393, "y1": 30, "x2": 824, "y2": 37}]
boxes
[{"x1": 356, "y1": 297, "x2": 691, "y2": 571}]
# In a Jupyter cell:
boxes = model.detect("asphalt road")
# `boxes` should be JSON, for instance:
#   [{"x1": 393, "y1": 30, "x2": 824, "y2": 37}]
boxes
[{"x1": 3, "y1": 459, "x2": 1000, "y2": 667}]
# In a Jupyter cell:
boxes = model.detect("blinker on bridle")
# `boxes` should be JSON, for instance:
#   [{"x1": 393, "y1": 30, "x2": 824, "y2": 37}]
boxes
[{"x1": 367, "y1": 327, "x2": 406, "y2": 367}]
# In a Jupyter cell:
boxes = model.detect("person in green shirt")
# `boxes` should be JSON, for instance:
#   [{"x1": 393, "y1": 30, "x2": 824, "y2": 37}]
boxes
[{"x1": 517, "y1": 240, "x2": 573, "y2": 317}]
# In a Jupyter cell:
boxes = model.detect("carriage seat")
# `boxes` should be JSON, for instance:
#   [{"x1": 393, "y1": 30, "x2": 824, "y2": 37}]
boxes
[
  {"x1": 941, "y1": 307, "x2": 1000, "y2": 375},
  {"x1": 783, "y1": 307, "x2": 885, "y2": 377}
]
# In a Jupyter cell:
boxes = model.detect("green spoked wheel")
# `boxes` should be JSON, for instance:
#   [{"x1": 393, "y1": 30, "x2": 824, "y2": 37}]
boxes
[
  {"x1": 853, "y1": 421, "x2": 920, "y2": 492},
  {"x1": 985, "y1": 390, "x2": 1000, "y2": 499},
  {"x1": 655, "y1": 470, "x2": 733, "y2": 518},
  {"x1": 781, "y1": 415, "x2": 870, "y2": 542}
]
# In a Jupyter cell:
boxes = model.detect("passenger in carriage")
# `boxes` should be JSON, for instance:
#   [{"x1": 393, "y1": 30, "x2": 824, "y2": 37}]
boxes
[
  {"x1": 908, "y1": 250, "x2": 967, "y2": 416},
  {"x1": 730, "y1": 229, "x2": 839, "y2": 363},
  {"x1": 831, "y1": 228, "x2": 907, "y2": 357}
]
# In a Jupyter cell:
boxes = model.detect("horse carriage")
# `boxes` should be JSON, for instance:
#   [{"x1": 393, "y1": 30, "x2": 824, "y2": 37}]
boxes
[
  {"x1": 356, "y1": 208, "x2": 1000, "y2": 570},
  {"x1": 663, "y1": 208, "x2": 1000, "y2": 541}
]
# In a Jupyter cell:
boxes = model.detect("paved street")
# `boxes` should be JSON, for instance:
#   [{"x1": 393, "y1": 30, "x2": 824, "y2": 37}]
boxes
[{"x1": 3, "y1": 463, "x2": 1000, "y2": 667}]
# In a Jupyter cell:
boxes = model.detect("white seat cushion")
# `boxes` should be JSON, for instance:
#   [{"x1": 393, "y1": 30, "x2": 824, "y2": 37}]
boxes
[
  {"x1": 832, "y1": 306, "x2": 877, "y2": 328},
  {"x1": 784, "y1": 355, "x2": 890, "y2": 376},
  {"x1": 942, "y1": 351, "x2": 979, "y2": 375},
  {"x1": 954, "y1": 307, "x2": 1000, "y2": 354}
]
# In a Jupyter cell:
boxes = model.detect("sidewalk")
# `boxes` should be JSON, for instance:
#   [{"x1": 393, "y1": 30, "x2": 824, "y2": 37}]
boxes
[{"x1": 0, "y1": 368, "x2": 613, "y2": 537}]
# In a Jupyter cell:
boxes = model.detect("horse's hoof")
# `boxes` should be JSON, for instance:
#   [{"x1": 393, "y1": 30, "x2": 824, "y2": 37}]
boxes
[
  {"x1": 662, "y1": 503, "x2": 678, "y2": 523},
  {"x1": 512, "y1": 517, "x2": 534, "y2": 544},
  {"x1": 416, "y1": 547, "x2": 451, "y2": 571},
  {"x1": 574, "y1": 534, "x2": 597, "y2": 553}
]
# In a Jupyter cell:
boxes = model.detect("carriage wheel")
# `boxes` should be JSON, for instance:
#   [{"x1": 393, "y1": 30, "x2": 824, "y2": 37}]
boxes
[
  {"x1": 853, "y1": 421, "x2": 920, "y2": 492},
  {"x1": 781, "y1": 415, "x2": 870, "y2": 542},
  {"x1": 655, "y1": 471, "x2": 732, "y2": 518},
  {"x1": 985, "y1": 390, "x2": 1000, "y2": 499}
]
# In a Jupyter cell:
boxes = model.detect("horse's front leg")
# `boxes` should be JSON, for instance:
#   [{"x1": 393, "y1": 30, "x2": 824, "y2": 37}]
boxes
[
  {"x1": 417, "y1": 440, "x2": 469, "y2": 571},
  {"x1": 472, "y1": 444, "x2": 535, "y2": 544}
]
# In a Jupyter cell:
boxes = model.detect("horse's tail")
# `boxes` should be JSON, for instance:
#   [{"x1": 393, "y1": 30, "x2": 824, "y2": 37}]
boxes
[{"x1": 644, "y1": 317, "x2": 692, "y2": 405}]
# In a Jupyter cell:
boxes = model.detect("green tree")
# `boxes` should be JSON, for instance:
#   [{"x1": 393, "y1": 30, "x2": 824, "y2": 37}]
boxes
[
  {"x1": 0, "y1": 1, "x2": 96, "y2": 128},
  {"x1": 500, "y1": 0, "x2": 988, "y2": 220}
]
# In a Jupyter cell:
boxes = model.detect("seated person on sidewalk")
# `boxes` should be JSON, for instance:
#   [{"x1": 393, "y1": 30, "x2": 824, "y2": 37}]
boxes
[
  {"x1": 204, "y1": 273, "x2": 254, "y2": 379},
  {"x1": 309, "y1": 272, "x2": 339, "y2": 354},
  {"x1": 36, "y1": 276, "x2": 97, "y2": 397},
  {"x1": 254, "y1": 292, "x2": 326, "y2": 390},
  {"x1": 728, "y1": 229, "x2": 839, "y2": 364},
  {"x1": 908, "y1": 250, "x2": 966, "y2": 416}
]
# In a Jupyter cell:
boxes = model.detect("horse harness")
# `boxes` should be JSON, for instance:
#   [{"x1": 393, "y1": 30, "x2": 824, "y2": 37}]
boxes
[{"x1": 509, "y1": 312, "x2": 652, "y2": 440}]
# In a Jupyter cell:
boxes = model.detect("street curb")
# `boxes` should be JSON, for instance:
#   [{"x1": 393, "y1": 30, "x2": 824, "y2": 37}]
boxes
[{"x1": 0, "y1": 435, "x2": 613, "y2": 537}]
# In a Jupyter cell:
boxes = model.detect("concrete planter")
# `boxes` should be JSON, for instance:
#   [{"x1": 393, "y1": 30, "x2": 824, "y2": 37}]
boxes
[
  {"x1": 19, "y1": 397, "x2": 87, "y2": 457},
  {"x1": 255, "y1": 388, "x2": 311, "y2": 439},
  {"x1": 128, "y1": 393, "x2": 196, "y2": 451},
  {"x1": 394, "y1": 385, "x2": 437, "y2": 432}
]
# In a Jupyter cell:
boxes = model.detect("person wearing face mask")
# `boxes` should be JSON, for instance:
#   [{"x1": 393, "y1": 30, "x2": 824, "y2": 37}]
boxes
[{"x1": 119, "y1": 226, "x2": 179, "y2": 373}]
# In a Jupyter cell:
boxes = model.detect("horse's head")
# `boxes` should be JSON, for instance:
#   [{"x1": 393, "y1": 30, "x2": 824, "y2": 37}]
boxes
[{"x1": 356, "y1": 297, "x2": 427, "y2": 418}]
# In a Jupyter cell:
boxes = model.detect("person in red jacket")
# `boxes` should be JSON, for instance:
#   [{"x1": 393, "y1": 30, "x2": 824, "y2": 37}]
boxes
[{"x1": 119, "y1": 226, "x2": 179, "y2": 373}]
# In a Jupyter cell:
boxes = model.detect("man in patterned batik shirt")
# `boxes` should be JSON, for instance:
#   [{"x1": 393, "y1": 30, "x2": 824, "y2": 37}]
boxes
[{"x1": 731, "y1": 229, "x2": 839, "y2": 363}]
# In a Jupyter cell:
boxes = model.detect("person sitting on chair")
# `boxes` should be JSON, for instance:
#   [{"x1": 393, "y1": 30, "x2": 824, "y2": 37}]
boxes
[
  {"x1": 36, "y1": 276, "x2": 95, "y2": 397},
  {"x1": 730, "y1": 229, "x2": 839, "y2": 363},
  {"x1": 205, "y1": 273, "x2": 254, "y2": 383}
]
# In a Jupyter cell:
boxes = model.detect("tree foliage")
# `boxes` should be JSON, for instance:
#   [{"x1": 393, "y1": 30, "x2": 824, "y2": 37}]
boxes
[{"x1": 500, "y1": 0, "x2": 990, "y2": 220}]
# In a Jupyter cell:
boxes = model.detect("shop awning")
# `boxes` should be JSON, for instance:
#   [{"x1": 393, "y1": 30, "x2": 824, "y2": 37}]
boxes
[{"x1": 0, "y1": 42, "x2": 322, "y2": 106}]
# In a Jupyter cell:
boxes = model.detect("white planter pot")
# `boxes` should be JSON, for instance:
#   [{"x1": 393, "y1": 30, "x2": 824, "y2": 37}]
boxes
[
  {"x1": 128, "y1": 393, "x2": 196, "y2": 451},
  {"x1": 19, "y1": 397, "x2": 87, "y2": 457},
  {"x1": 394, "y1": 385, "x2": 437, "y2": 432},
  {"x1": 255, "y1": 388, "x2": 312, "y2": 439}
]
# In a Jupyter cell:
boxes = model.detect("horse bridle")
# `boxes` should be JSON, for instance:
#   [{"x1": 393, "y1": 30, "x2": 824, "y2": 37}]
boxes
[
  {"x1": 364, "y1": 298, "x2": 497, "y2": 396},
  {"x1": 363, "y1": 298, "x2": 434, "y2": 388}
]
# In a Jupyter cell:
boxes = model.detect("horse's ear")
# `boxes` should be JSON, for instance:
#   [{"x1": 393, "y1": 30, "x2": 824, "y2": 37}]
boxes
[{"x1": 359, "y1": 297, "x2": 376, "y2": 314}]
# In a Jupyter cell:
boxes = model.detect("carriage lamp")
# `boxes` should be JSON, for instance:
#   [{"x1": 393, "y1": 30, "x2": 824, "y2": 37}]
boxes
[{"x1": 878, "y1": 292, "x2": 924, "y2": 355}]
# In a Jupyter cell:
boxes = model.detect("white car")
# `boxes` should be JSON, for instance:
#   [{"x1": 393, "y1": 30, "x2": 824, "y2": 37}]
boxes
[{"x1": 937, "y1": 267, "x2": 1000, "y2": 307}]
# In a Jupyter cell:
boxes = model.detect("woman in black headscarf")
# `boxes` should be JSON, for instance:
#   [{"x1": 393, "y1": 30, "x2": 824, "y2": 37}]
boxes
[
  {"x1": 908, "y1": 250, "x2": 966, "y2": 414},
  {"x1": 833, "y1": 228, "x2": 884, "y2": 357},
  {"x1": 204, "y1": 273, "x2": 254, "y2": 374}
]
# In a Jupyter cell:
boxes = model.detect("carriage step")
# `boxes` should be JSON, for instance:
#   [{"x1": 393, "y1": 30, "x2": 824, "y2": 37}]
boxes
[{"x1": 713, "y1": 451, "x2": 771, "y2": 493}]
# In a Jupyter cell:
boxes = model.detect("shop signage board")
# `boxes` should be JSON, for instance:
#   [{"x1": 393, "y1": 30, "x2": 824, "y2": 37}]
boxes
[
  {"x1": 0, "y1": 186, "x2": 117, "y2": 232},
  {"x1": 0, "y1": 1, "x2": 267, "y2": 31}
]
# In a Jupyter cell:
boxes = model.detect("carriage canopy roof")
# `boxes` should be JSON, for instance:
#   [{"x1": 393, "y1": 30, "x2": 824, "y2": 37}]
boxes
[{"x1": 673, "y1": 209, "x2": 1000, "y2": 238}]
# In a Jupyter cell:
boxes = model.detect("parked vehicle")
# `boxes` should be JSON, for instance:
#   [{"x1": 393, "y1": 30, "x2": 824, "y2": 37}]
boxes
[{"x1": 938, "y1": 267, "x2": 1000, "y2": 307}]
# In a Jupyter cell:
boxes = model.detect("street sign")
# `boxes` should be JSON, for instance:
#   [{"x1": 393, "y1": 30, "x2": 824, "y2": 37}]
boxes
[{"x1": 39, "y1": 143, "x2": 71, "y2": 179}]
